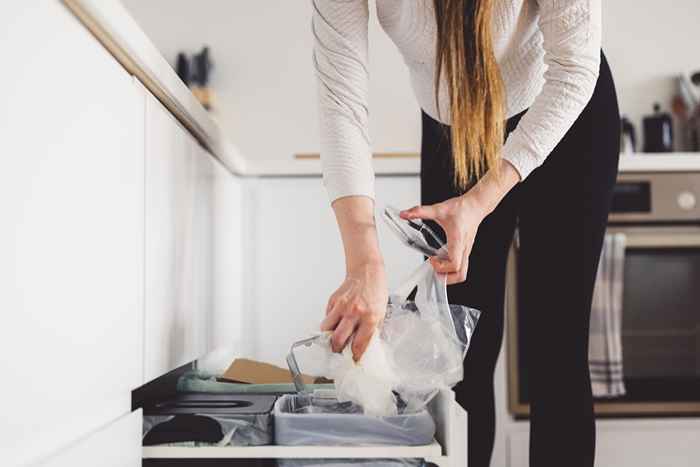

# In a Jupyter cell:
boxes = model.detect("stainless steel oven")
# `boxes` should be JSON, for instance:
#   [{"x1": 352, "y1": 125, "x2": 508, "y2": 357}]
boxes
[{"x1": 507, "y1": 171, "x2": 700, "y2": 417}]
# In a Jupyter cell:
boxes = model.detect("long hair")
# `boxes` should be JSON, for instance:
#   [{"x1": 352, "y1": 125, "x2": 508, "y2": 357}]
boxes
[{"x1": 433, "y1": 0, "x2": 505, "y2": 189}]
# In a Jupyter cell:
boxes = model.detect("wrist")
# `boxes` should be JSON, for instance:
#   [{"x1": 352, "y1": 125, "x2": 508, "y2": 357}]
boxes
[
  {"x1": 459, "y1": 191, "x2": 491, "y2": 220},
  {"x1": 346, "y1": 252, "x2": 384, "y2": 276},
  {"x1": 463, "y1": 161, "x2": 520, "y2": 217}
]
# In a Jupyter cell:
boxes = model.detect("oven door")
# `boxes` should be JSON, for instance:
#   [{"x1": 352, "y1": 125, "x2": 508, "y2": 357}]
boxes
[{"x1": 507, "y1": 225, "x2": 700, "y2": 417}]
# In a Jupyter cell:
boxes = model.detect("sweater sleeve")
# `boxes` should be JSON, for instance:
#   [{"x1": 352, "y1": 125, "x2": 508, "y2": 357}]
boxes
[
  {"x1": 312, "y1": 0, "x2": 374, "y2": 202},
  {"x1": 502, "y1": 0, "x2": 602, "y2": 180}
]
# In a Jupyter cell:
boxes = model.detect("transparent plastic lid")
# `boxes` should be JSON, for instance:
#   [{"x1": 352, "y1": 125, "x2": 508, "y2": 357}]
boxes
[{"x1": 382, "y1": 206, "x2": 446, "y2": 258}]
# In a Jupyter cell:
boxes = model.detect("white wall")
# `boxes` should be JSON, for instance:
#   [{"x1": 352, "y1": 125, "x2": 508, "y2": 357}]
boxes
[
  {"x1": 602, "y1": 0, "x2": 700, "y2": 149},
  {"x1": 121, "y1": 0, "x2": 420, "y2": 164},
  {"x1": 123, "y1": 0, "x2": 700, "y2": 161}
]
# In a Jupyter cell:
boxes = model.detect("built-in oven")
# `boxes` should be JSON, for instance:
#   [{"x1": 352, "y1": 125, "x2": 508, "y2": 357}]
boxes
[{"x1": 507, "y1": 171, "x2": 700, "y2": 417}]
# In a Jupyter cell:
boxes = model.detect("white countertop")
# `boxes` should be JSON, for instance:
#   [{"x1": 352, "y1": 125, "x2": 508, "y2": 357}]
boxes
[{"x1": 64, "y1": 0, "x2": 700, "y2": 178}]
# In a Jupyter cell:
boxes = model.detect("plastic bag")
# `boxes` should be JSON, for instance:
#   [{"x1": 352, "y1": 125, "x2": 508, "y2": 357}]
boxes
[{"x1": 287, "y1": 206, "x2": 480, "y2": 416}]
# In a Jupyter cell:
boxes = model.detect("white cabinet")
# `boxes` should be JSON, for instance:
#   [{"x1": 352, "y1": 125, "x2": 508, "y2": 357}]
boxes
[
  {"x1": 39, "y1": 410, "x2": 142, "y2": 467},
  {"x1": 0, "y1": 3, "x2": 144, "y2": 466},
  {"x1": 506, "y1": 422, "x2": 700, "y2": 467},
  {"x1": 211, "y1": 160, "x2": 245, "y2": 352},
  {"x1": 247, "y1": 176, "x2": 421, "y2": 366},
  {"x1": 143, "y1": 93, "x2": 215, "y2": 382}
]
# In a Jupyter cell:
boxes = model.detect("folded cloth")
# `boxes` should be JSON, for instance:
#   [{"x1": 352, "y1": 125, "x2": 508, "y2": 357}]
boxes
[{"x1": 589, "y1": 233, "x2": 626, "y2": 397}]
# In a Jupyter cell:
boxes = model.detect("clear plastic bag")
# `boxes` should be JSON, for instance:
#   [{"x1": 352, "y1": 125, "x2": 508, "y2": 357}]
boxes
[{"x1": 286, "y1": 206, "x2": 480, "y2": 416}]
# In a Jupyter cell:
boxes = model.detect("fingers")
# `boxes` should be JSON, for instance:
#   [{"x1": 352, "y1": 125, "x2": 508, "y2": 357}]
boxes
[
  {"x1": 446, "y1": 254, "x2": 469, "y2": 285},
  {"x1": 430, "y1": 230, "x2": 464, "y2": 273},
  {"x1": 320, "y1": 306, "x2": 342, "y2": 332},
  {"x1": 350, "y1": 315, "x2": 380, "y2": 361},
  {"x1": 330, "y1": 316, "x2": 358, "y2": 353},
  {"x1": 400, "y1": 204, "x2": 438, "y2": 220}
]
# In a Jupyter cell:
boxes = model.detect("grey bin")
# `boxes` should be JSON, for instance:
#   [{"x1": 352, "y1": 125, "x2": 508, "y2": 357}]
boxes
[{"x1": 273, "y1": 394, "x2": 436, "y2": 447}]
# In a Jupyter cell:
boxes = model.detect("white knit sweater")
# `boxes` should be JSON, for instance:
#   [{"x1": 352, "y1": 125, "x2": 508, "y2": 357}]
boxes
[{"x1": 313, "y1": 0, "x2": 602, "y2": 201}]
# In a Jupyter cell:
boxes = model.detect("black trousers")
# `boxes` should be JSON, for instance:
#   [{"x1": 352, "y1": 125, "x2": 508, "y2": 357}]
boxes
[{"x1": 420, "y1": 52, "x2": 620, "y2": 467}]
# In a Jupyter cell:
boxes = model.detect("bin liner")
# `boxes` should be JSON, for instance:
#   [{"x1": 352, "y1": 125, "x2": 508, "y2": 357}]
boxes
[{"x1": 273, "y1": 394, "x2": 435, "y2": 447}]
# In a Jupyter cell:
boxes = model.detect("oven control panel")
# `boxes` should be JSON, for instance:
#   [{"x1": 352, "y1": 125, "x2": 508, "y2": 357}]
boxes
[{"x1": 610, "y1": 172, "x2": 700, "y2": 223}]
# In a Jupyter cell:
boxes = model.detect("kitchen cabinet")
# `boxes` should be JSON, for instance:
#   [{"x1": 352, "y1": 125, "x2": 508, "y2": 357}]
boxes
[
  {"x1": 143, "y1": 92, "x2": 215, "y2": 383},
  {"x1": 0, "y1": 3, "x2": 144, "y2": 466},
  {"x1": 211, "y1": 160, "x2": 246, "y2": 351},
  {"x1": 247, "y1": 176, "x2": 421, "y2": 366},
  {"x1": 39, "y1": 410, "x2": 142, "y2": 467}
]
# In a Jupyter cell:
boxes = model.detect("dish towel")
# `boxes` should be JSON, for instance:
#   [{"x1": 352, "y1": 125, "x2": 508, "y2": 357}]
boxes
[{"x1": 589, "y1": 233, "x2": 627, "y2": 398}]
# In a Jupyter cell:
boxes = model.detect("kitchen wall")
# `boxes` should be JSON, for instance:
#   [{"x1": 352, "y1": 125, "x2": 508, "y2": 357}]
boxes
[
  {"x1": 123, "y1": 0, "x2": 700, "y2": 161},
  {"x1": 121, "y1": 0, "x2": 420, "y2": 165},
  {"x1": 603, "y1": 0, "x2": 699, "y2": 146}
]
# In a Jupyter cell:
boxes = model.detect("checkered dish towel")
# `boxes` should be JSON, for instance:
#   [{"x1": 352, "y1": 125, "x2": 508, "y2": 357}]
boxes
[{"x1": 589, "y1": 233, "x2": 626, "y2": 398}]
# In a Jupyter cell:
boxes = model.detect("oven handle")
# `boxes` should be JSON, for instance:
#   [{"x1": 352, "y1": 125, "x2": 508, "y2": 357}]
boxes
[
  {"x1": 512, "y1": 226, "x2": 700, "y2": 250},
  {"x1": 606, "y1": 226, "x2": 700, "y2": 249}
]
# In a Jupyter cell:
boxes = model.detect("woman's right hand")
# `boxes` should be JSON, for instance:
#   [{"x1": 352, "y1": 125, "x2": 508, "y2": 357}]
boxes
[
  {"x1": 321, "y1": 261, "x2": 388, "y2": 361},
  {"x1": 322, "y1": 195, "x2": 388, "y2": 361}
]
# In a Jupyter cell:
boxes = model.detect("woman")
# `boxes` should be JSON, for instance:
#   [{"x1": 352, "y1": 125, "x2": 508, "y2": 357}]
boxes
[{"x1": 313, "y1": 1, "x2": 619, "y2": 465}]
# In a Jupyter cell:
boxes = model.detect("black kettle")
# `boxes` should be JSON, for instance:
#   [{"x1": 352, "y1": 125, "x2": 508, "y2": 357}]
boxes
[{"x1": 643, "y1": 103, "x2": 674, "y2": 153}]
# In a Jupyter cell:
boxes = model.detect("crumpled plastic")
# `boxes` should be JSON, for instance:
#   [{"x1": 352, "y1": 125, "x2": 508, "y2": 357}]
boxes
[
  {"x1": 287, "y1": 206, "x2": 481, "y2": 416},
  {"x1": 291, "y1": 260, "x2": 480, "y2": 417}
]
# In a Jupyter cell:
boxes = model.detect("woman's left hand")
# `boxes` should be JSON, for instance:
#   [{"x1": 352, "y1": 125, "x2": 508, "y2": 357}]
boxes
[{"x1": 400, "y1": 194, "x2": 487, "y2": 285}]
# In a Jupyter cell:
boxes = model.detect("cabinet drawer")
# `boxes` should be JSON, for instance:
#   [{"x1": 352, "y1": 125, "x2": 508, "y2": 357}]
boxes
[
  {"x1": 40, "y1": 410, "x2": 142, "y2": 467},
  {"x1": 0, "y1": 3, "x2": 144, "y2": 465},
  {"x1": 139, "y1": 390, "x2": 462, "y2": 467}
]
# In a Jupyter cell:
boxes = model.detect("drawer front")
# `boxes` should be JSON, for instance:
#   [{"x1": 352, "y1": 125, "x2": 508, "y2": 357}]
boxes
[
  {"x1": 0, "y1": 3, "x2": 144, "y2": 465},
  {"x1": 39, "y1": 410, "x2": 142, "y2": 467}
]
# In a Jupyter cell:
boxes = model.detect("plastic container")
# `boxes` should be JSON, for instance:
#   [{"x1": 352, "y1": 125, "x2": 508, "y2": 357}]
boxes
[
  {"x1": 143, "y1": 393, "x2": 277, "y2": 446},
  {"x1": 273, "y1": 394, "x2": 436, "y2": 447}
]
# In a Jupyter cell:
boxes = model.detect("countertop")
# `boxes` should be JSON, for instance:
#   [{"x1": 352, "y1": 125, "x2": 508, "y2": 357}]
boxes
[{"x1": 63, "y1": 0, "x2": 700, "y2": 178}]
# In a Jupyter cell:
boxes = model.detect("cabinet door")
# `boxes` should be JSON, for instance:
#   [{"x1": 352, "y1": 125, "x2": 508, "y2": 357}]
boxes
[
  {"x1": 39, "y1": 410, "x2": 142, "y2": 467},
  {"x1": 144, "y1": 94, "x2": 215, "y2": 382},
  {"x1": 191, "y1": 140, "x2": 215, "y2": 357},
  {"x1": 248, "y1": 176, "x2": 420, "y2": 366},
  {"x1": 211, "y1": 161, "x2": 245, "y2": 352},
  {"x1": 0, "y1": 3, "x2": 143, "y2": 465}
]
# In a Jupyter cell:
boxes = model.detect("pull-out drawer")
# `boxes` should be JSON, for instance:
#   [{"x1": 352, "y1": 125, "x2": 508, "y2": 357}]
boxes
[
  {"x1": 140, "y1": 390, "x2": 466, "y2": 467},
  {"x1": 40, "y1": 411, "x2": 142, "y2": 467}
]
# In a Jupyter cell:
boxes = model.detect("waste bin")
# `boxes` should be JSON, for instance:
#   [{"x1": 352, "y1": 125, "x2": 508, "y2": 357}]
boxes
[
  {"x1": 273, "y1": 394, "x2": 435, "y2": 447},
  {"x1": 143, "y1": 393, "x2": 277, "y2": 446}
]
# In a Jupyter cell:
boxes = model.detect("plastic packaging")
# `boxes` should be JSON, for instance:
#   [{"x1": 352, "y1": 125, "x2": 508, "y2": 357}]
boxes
[
  {"x1": 273, "y1": 393, "x2": 435, "y2": 446},
  {"x1": 286, "y1": 206, "x2": 480, "y2": 416}
]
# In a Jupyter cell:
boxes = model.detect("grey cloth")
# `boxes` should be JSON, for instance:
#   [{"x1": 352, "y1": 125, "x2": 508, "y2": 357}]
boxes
[{"x1": 589, "y1": 233, "x2": 626, "y2": 397}]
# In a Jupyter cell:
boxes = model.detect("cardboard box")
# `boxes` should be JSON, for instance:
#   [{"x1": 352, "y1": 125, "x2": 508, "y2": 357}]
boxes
[{"x1": 221, "y1": 358, "x2": 317, "y2": 385}]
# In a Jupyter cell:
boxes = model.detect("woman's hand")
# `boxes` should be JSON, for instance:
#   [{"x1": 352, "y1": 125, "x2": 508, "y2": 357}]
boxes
[
  {"x1": 322, "y1": 196, "x2": 388, "y2": 361},
  {"x1": 321, "y1": 261, "x2": 388, "y2": 359},
  {"x1": 400, "y1": 195, "x2": 486, "y2": 284},
  {"x1": 400, "y1": 161, "x2": 521, "y2": 284}
]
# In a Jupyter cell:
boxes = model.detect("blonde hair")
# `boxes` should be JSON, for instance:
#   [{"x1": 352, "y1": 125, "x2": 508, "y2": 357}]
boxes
[{"x1": 433, "y1": 0, "x2": 505, "y2": 189}]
